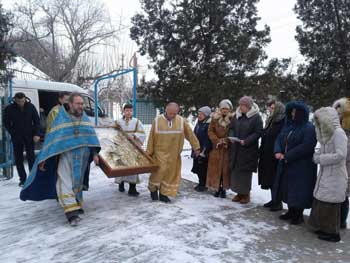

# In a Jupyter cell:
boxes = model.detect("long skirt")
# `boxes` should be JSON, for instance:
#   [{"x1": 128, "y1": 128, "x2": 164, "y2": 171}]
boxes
[
  {"x1": 230, "y1": 169, "x2": 252, "y2": 195},
  {"x1": 308, "y1": 198, "x2": 341, "y2": 234}
]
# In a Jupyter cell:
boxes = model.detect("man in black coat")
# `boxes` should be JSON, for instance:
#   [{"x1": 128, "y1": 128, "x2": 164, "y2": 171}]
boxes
[{"x1": 3, "y1": 92, "x2": 40, "y2": 186}]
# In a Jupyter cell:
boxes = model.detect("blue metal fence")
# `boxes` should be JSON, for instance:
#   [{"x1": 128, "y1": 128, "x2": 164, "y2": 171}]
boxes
[{"x1": 0, "y1": 79, "x2": 13, "y2": 179}]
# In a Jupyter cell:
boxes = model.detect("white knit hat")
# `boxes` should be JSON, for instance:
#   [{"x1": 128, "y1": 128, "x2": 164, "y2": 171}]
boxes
[
  {"x1": 219, "y1": 99, "x2": 233, "y2": 110},
  {"x1": 198, "y1": 106, "x2": 211, "y2": 117}
]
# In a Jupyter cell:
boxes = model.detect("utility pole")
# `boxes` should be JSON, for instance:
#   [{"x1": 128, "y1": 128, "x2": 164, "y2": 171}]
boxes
[{"x1": 121, "y1": 54, "x2": 125, "y2": 101}]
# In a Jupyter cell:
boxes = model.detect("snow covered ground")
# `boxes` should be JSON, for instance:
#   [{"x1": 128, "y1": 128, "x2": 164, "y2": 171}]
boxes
[{"x1": 0, "y1": 154, "x2": 349, "y2": 263}]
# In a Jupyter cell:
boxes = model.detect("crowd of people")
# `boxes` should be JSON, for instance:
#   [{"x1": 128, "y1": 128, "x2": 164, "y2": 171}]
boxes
[
  {"x1": 192, "y1": 96, "x2": 350, "y2": 242},
  {"x1": 191, "y1": 96, "x2": 350, "y2": 243},
  {"x1": 3, "y1": 91, "x2": 350, "y2": 242}
]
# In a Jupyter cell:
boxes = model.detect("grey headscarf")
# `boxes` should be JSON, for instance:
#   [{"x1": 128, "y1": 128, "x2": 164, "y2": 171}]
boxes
[{"x1": 265, "y1": 101, "x2": 285, "y2": 127}]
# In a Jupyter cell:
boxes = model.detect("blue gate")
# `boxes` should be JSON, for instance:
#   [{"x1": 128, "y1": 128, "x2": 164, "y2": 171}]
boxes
[{"x1": 0, "y1": 80, "x2": 13, "y2": 179}]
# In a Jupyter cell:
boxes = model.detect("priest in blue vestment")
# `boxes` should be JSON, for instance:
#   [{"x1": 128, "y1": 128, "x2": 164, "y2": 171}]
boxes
[{"x1": 20, "y1": 93, "x2": 100, "y2": 226}]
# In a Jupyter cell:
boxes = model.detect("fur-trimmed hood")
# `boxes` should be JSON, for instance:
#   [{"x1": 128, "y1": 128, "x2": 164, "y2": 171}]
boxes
[
  {"x1": 333, "y1": 97, "x2": 350, "y2": 131},
  {"x1": 314, "y1": 107, "x2": 341, "y2": 144},
  {"x1": 235, "y1": 103, "x2": 260, "y2": 119},
  {"x1": 285, "y1": 101, "x2": 309, "y2": 126},
  {"x1": 212, "y1": 111, "x2": 234, "y2": 128}
]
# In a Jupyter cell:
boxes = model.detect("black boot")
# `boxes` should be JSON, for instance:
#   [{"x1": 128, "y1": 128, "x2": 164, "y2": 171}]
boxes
[
  {"x1": 318, "y1": 233, "x2": 341, "y2": 242},
  {"x1": 159, "y1": 193, "x2": 171, "y2": 203},
  {"x1": 65, "y1": 210, "x2": 81, "y2": 227},
  {"x1": 279, "y1": 209, "x2": 292, "y2": 220},
  {"x1": 214, "y1": 185, "x2": 223, "y2": 198},
  {"x1": 340, "y1": 222, "x2": 347, "y2": 229},
  {"x1": 150, "y1": 190, "x2": 159, "y2": 201},
  {"x1": 264, "y1": 200, "x2": 273, "y2": 208},
  {"x1": 68, "y1": 215, "x2": 81, "y2": 227},
  {"x1": 264, "y1": 189, "x2": 274, "y2": 207},
  {"x1": 194, "y1": 185, "x2": 207, "y2": 192},
  {"x1": 314, "y1": 230, "x2": 326, "y2": 235},
  {"x1": 198, "y1": 167, "x2": 208, "y2": 192},
  {"x1": 270, "y1": 202, "x2": 283, "y2": 212},
  {"x1": 77, "y1": 208, "x2": 85, "y2": 215},
  {"x1": 214, "y1": 190, "x2": 220, "y2": 198},
  {"x1": 290, "y1": 208, "x2": 304, "y2": 225},
  {"x1": 220, "y1": 189, "x2": 226, "y2": 198},
  {"x1": 128, "y1": 183, "x2": 140, "y2": 197},
  {"x1": 19, "y1": 177, "x2": 26, "y2": 187},
  {"x1": 119, "y1": 182, "x2": 125, "y2": 192},
  {"x1": 197, "y1": 185, "x2": 208, "y2": 192},
  {"x1": 340, "y1": 197, "x2": 349, "y2": 229}
]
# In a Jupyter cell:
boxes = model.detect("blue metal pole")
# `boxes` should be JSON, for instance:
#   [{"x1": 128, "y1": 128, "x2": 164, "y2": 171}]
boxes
[
  {"x1": 0, "y1": 78, "x2": 14, "y2": 178},
  {"x1": 8, "y1": 78, "x2": 14, "y2": 168},
  {"x1": 94, "y1": 80, "x2": 99, "y2": 126},
  {"x1": 8, "y1": 78, "x2": 13, "y2": 103},
  {"x1": 133, "y1": 68, "x2": 137, "y2": 117},
  {"x1": 93, "y1": 68, "x2": 135, "y2": 126}
]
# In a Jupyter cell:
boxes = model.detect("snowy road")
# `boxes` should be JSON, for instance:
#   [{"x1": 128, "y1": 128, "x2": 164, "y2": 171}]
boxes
[{"x1": 0, "y1": 156, "x2": 349, "y2": 263}]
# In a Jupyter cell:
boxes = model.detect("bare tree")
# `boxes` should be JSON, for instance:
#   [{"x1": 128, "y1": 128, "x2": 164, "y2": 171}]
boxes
[{"x1": 12, "y1": 0, "x2": 121, "y2": 82}]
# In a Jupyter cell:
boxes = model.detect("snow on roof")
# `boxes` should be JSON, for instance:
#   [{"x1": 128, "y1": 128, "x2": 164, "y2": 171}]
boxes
[
  {"x1": 12, "y1": 79, "x2": 88, "y2": 94},
  {"x1": 9, "y1": 56, "x2": 51, "y2": 80}
]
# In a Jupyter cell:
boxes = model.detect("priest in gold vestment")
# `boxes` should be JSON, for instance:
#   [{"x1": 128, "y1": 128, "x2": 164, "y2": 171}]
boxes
[{"x1": 147, "y1": 103, "x2": 200, "y2": 203}]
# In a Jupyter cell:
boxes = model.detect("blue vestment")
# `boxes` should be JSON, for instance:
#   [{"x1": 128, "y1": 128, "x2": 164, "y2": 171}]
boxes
[{"x1": 20, "y1": 106, "x2": 101, "y2": 201}]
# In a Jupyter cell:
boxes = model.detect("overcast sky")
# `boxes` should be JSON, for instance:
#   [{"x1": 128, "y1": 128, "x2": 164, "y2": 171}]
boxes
[
  {"x1": 108, "y1": 0, "x2": 301, "y2": 60},
  {"x1": 257, "y1": 0, "x2": 302, "y2": 64},
  {"x1": 2, "y1": 0, "x2": 301, "y2": 74}
]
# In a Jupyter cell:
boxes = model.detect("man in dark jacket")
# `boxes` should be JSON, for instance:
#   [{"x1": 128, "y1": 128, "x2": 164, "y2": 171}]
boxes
[
  {"x1": 191, "y1": 106, "x2": 212, "y2": 192},
  {"x1": 3, "y1": 92, "x2": 40, "y2": 186}
]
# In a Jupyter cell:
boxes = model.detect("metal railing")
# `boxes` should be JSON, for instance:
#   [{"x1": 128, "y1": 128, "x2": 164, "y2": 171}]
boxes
[{"x1": 0, "y1": 79, "x2": 13, "y2": 179}]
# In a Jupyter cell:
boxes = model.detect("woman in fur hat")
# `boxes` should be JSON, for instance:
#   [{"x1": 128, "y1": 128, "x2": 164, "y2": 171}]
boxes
[
  {"x1": 309, "y1": 107, "x2": 348, "y2": 242},
  {"x1": 206, "y1": 99, "x2": 234, "y2": 198},
  {"x1": 333, "y1": 97, "x2": 350, "y2": 229}
]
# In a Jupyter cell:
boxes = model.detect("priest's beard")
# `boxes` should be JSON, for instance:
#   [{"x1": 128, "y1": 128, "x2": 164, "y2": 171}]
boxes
[{"x1": 70, "y1": 109, "x2": 83, "y2": 118}]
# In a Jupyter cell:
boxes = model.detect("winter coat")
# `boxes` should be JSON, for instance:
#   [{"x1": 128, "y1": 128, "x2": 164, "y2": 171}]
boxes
[
  {"x1": 333, "y1": 97, "x2": 350, "y2": 196},
  {"x1": 192, "y1": 117, "x2": 212, "y2": 174},
  {"x1": 333, "y1": 98, "x2": 350, "y2": 131},
  {"x1": 258, "y1": 101, "x2": 285, "y2": 189},
  {"x1": 206, "y1": 111, "x2": 233, "y2": 190},
  {"x1": 273, "y1": 101, "x2": 317, "y2": 209},
  {"x1": 229, "y1": 103, "x2": 263, "y2": 173},
  {"x1": 3, "y1": 99, "x2": 40, "y2": 143},
  {"x1": 192, "y1": 117, "x2": 212, "y2": 159},
  {"x1": 346, "y1": 130, "x2": 350, "y2": 196},
  {"x1": 313, "y1": 107, "x2": 348, "y2": 203}
]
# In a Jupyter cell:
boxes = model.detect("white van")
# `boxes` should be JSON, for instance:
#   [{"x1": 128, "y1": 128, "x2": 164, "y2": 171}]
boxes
[{"x1": 11, "y1": 79, "x2": 112, "y2": 130}]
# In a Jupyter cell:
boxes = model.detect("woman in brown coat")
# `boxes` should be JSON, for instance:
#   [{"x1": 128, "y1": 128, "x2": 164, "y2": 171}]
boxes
[{"x1": 207, "y1": 99, "x2": 234, "y2": 198}]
